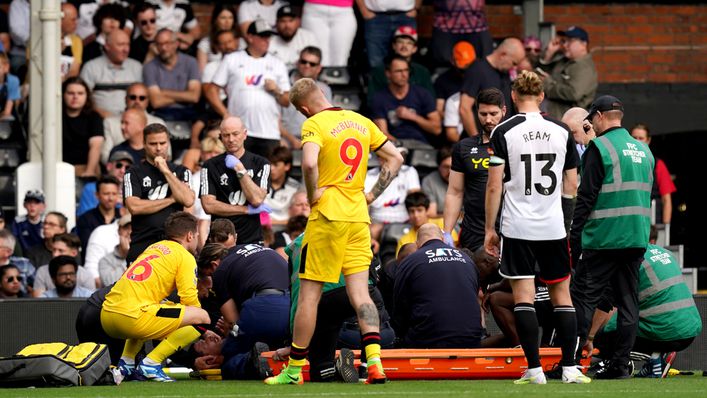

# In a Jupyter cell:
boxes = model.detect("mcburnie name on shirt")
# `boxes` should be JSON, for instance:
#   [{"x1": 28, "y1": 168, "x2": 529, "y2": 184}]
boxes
[
  {"x1": 623, "y1": 142, "x2": 647, "y2": 163},
  {"x1": 425, "y1": 248, "x2": 468, "y2": 264}
]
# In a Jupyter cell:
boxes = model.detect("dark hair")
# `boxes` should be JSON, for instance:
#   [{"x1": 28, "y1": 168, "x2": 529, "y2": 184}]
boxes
[
  {"x1": 300, "y1": 46, "x2": 322, "y2": 63},
  {"x1": 93, "y1": 3, "x2": 128, "y2": 32},
  {"x1": 133, "y1": 2, "x2": 157, "y2": 21},
  {"x1": 405, "y1": 191, "x2": 430, "y2": 210},
  {"x1": 384, "y1": 54, "x2": 409, "y2": 71},
  {"x1": 53, "y1": 233, "x2": 81, "y2": 251},
  {"x1": 197, "y1": 243, "x2": 229, "y2": 272},
  {"x1": 45, "y1": 211, "x2": 68, "y2": 230},
  {"x1": 164, "y1": 212, "x2": 198, "y2": 240},
  {"x1": 207, "y1": 219, "x2": 236, "y2": 245},
  {"x1": 143, "y1": 123, "x2": 170, "y2": 141},
  {"x1": 96, "y1": 175, "x2": 120, "y2": 192},
  {"x1": 477, "y1": 88, "x2": 505, "y2": 108},
  {"x1": 63, "y1": 77, "x2": 94, "y2": 114},
  {"x1": 268, "y1": 146, "x2": 293, "y2": 165},
  {"x1": 286, "y1": 215, "x2": 308, "y2": 235},
  {"x1": 0, "y1": 264, "x2": 20, "y2": 281},
  {"x1": 437, "y1": 146, "x2": 452, "y2": 164},
  {"x1": 49, "y1": 255, "x2": 78, "y2": 279},
  {"x1": 209, "y1": 5, "x2": 239, "y2": 54}
]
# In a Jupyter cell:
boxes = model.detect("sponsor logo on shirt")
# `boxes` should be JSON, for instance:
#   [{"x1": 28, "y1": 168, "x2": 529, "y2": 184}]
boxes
[{"x1": 245, "y1": 74, "x2": 264, "y2": 86}]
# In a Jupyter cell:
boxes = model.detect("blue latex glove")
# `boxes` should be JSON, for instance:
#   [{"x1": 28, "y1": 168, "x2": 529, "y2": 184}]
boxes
[
  {"x1": 443, "y1": 231, "x2": 454, "y2": 246},
  {"x1": 247, "y1": 203, "x2": 272, "y2": 214},
  {"x1": 225, "y1": 154, "x2": 241, "y2": 169}
]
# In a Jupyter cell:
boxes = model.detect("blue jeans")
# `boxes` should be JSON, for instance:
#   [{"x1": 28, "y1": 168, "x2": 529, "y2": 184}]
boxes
[
  {"x1": 364, "y1": 13, "x2": 416, "y2": 69},
  {"x1": 221, "y1": 294, "x2": 290, "y2": 379}
]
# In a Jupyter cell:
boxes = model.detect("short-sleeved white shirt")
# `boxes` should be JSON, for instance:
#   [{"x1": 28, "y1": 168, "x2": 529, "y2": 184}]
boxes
[
  {"x1": 365, "y1": 165, "x2": 421, "y2": 223},
  {"x1": 212, "y1": 50, "x2": 291, "y2": 140}
]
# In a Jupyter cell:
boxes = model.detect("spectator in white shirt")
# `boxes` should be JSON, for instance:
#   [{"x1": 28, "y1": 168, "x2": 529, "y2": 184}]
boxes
[{"x1": 268, "y1": 5, "x2": 317, "y2": 71}]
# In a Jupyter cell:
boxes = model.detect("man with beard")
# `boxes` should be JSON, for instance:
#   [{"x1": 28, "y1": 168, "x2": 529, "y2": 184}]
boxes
[
  {"x1": 268, "y1": 5, "x2": 317, "y2": 71},
  {"x1": 443, "y1": 88, "x2": 505, "y2": 250},
  {"x1": 41, "y1": 256, "x2": 93, "y2": 298}
]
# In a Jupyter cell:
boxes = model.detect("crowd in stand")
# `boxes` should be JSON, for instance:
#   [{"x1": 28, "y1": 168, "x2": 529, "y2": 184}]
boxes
[{"x1": 0, "y1": 0, "x2": 694, "y2": 384}]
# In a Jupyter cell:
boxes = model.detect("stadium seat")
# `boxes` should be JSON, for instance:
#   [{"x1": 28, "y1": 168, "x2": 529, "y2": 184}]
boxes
[
  {"x1": 379, "y1": 223, "x2": 412, "y2": 265},
  {"x1": 410, "y1": 148, "x2": 438, "y2": 169},
  {"x1": 332, "y1": 89, "x2": 362, "y2": 111},
  {"x1": 0, "y1": 121, "x2": 12, "y2": 140},
  {"x1": 319, "y1": 67, "x2": 351, "y2": 86},
  {"x1": 164, "y1": 120, "x2": 192, "y2": 140},
  {"x1": 367, "y1": 151, "x2": 380, "y2": 169},
  {"x1": 290, "y1": 149, "x2": 303, "y2": 180},
  {"x1": 0, "y1": 147, "x2": 21, "y2": 168}
]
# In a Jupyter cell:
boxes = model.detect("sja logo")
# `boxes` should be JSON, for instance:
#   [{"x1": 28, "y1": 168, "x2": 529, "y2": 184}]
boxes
[{"x1": 220, "y1": 173, "x2": 229, "y2": 186}]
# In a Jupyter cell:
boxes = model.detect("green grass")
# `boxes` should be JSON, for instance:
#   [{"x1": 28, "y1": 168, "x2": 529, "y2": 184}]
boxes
[{"x1": 3, "y1": 377, "x2": 707, "y2": 398}]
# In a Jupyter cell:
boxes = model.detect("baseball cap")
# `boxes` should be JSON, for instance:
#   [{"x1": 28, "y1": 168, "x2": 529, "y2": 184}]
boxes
[
  {"x1": 453, "y1": 41, "x2": 476, "y2": 68},
  {"x1": 585, "y1": 95, "x2": 624, "y2": 120},
  {"x1": 24, "y1": 189, "x2": 45, "y2": 203},
  {"x1": 393, "y1": 26, "x2": 417, "y2": 43},
  {"x1": 558, "y1": 26, "x2": 589, "y2": 43},
  {"x1": 247, "y1": 19, "x2": 276, "y2": 36},
  {"x1": 108, "y1": 150, "x2": 134, "y2": 164},
  {"x1": 276, "y1": 5, "x2": 296, "y2": 19},
  {"x1": 118, "y1": 213, "x2": 132, "y2": 227}
]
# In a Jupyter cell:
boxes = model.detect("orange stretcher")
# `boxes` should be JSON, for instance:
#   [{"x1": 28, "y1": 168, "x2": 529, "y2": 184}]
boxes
[{"x1": 264, "y1": 348, "x2": 592, "y2": 381}]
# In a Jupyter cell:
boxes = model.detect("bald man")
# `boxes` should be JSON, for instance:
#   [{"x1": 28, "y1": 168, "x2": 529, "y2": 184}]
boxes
[
  {"x1": 562, "y1": 107, "x2": 596, "y2": 158},
  {"x1": 80, "y1": 29, "x2": 143, "y2": 118},
  {"x1": 200, "y1": 116, "x2": 271, "y2": 245},
  {"x1": 109, "y1": 108, "x2": 148, "y2": 164},
  {"x1": 393, "y1": 222, "x2": 484, "y2": 348},
  {"x1": 459, "y1": 37, "x2": 525, "y2": 137}
]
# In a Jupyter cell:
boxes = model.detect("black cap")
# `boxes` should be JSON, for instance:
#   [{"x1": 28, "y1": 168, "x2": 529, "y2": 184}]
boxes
[
  {"x1": 277, "y1": 5, "x2": 296, "y2": 20},
  {"x1": 585, "y1": 95, "x2": 624, "y2": 120},
  {"x1": 24, "y1": 189, "x2": 45, "y2": 203},
  {"x1": 247, "y1": 19, "x2": 276, "y2": 36},
  {"x1": 558, "y1": 26, "x2": 589, "y2": 43}
]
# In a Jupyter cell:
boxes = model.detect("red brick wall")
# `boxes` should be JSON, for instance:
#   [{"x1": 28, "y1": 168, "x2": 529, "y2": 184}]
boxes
[{"x1": 195, "y1": 3, "x2": 707, "y2": 84}]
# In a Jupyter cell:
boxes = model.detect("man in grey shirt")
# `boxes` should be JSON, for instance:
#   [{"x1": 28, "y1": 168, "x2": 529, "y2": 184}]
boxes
[
  {"x1": 143, "y1": 28, "x2": 201, "y2": 121},
  {"x1": 80, "y1": 29, "x2": 143, "y2": 118},
  {"x1": 421, "y1": 147, "x2": 452, "y2": 217}
]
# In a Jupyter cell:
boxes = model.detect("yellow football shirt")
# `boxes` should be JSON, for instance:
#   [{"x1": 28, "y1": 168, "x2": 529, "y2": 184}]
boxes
[
  {"x1": 301, "y1": 108, "x2": 388, "y2": 223},
  {"x1": 103, "y1": 240, "x2": 200, "y2": 318},
  {"x1": 395, "y1": 218, "x2": 458, "y2": 255}
]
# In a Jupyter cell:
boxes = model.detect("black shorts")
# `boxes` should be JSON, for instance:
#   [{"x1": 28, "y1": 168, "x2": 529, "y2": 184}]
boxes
[{"x1": 499, "y1": 236, "x2": 570, "y2": 283}]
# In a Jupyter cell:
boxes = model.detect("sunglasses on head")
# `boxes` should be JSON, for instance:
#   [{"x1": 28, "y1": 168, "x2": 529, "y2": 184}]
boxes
[
  {"x1": 5, "y1": 276, "x2": 22, "y2": 283},
  {"x1": 140, "y1": 18, "x2": 156, "y2": 26},
  {"x1": 298, "y1": 59, "x2": 319, "y2": 67},
  {"x1": 115, "y1": 161, "x2": 131, "y2": 170},
  {"x1": 128, "y1": 95, "x2": 147, "y2": 101}
]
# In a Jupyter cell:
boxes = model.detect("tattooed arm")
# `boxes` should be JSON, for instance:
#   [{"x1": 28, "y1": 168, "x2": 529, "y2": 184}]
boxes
[{"x1": 365, "y1": 141, "x2": 404, "y2": 204}]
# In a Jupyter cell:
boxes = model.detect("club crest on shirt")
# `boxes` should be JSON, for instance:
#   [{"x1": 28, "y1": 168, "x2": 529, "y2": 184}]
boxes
[
  {"x1": 142, "y1": 176, "x2": 151, "y2": 187},
  {"x1": 470, "y1": 147, "x2": 478, "y2": 154},
  {"x1": 220, "y1": 173, "x2": 229, "y2": 186}
]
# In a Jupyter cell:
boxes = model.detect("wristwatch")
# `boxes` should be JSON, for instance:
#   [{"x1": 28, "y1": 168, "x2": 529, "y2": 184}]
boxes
[{"x1": 236, "y1": 169, "x2": 247, "y2": 179}]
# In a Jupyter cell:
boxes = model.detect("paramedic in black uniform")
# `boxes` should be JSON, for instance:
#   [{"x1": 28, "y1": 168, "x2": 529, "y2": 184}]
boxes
[
  {"x1": 200, "y1": 116, "x2": 271, "y2": 245},
  {"x1": 123, "y1": 123, "x2": 194, "y2": 263},
  {"x1": 393, "y1": 224, "x2": 483, "y2": 348}
]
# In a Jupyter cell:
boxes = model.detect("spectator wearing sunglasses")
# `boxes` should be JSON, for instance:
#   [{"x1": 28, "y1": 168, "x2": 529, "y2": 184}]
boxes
[
  {"x1": 101, "y1": 83, "x2": 166, "y2": 164},
  {"x1": 0, "y1": 264, "x2": 25, "y2": 298},
  {"x1": 281, "y1": 46, "x2": 331, "y2": 148},
  {"x1": 129, "y1": 3, "x2": 159, "y2": 64},
  {"x1": 77, "y1": 151, "x2": 132, "y2": 217},
  {"x1": 0, "y1": 229, "x2": 34, "y2": 295},
  {"x1": 523, "y1": 35, "x2": 542, "y2": 66}
]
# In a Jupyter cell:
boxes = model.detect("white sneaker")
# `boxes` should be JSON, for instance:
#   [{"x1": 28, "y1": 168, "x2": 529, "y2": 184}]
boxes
[
  {"x1": 562, "y1": 366, "x2": 592, "y2": 384},
  {"x1": 514, "y1": 368, "x2": 547, "y2": 384}
]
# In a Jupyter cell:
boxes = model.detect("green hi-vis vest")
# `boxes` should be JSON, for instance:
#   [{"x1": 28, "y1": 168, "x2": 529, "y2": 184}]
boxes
[
  {"x1": 285, "y1": 234, "x2": 346, "y2": 332},
  {"x1": 582, "y1": 128, "x2": 654, "y2": 249},
  {"x1": 604, "y1": 244, "x2": 702, "y2": 341}
]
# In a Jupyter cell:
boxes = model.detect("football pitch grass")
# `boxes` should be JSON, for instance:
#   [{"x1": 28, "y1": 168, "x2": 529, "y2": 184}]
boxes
[{"x1": 4, "y1": 377, "x2": 706, "y2": 398}]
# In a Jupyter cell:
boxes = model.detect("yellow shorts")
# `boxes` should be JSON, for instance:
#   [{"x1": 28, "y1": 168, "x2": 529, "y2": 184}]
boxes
[
  {"x1": 300, "y1": 214, "x2": 372, "y2": 283},
  {"x1": 100, "y1": 303, "x2": 185, "y2": 341}
]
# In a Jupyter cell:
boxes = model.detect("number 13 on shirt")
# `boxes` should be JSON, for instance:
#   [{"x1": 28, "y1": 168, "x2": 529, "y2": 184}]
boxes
[{"x1": 340, "y1": 138, "x2": 363, "y2": 181}]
